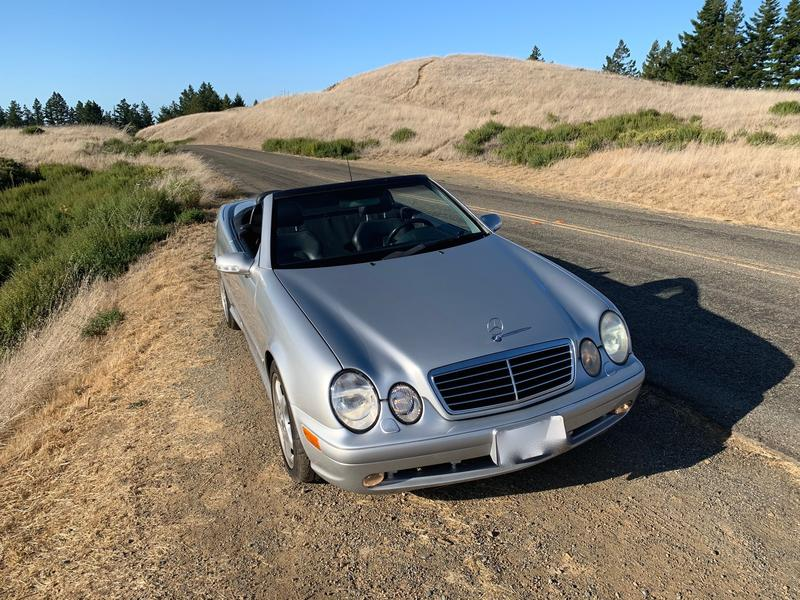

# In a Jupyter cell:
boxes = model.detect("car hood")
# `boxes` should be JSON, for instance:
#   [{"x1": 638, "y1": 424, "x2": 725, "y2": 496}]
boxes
[{"x1": 274, "y1": 235, "x2": 612, "y2": 395}]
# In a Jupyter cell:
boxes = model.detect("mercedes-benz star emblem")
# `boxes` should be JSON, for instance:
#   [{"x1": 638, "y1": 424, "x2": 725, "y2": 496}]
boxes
[{"x1": 487, "y1": 317, "x2": 504, "y2": 342}]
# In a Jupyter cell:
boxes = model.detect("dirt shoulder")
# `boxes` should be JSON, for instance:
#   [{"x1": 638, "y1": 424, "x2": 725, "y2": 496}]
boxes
[{"x1": 0, "y1": 224, "x2": 797, "y2": 598}]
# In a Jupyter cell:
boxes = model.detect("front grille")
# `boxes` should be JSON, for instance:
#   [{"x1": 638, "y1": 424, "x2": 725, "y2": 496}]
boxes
[{"x1": 431, "y1": 342, "x2": 574, "y2": 414}]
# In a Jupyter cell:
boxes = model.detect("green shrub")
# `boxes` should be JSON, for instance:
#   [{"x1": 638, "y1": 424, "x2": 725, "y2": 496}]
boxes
[
  {"x1": 261, "y1": 137, "x2": 378, "y2": 159},
  {"x1": 21, "y1": 126, "x2": 45, "y2": 135},
  {"x1": 700, "y1": 128, "x2": 727, "y2": 145},
  {"x1": 459, "y1": 110, "x2": 732, "y2": 169},
  {"x1": 82, "y1": 308, "x2": 124, "y2": 337},
  {"x1": 99, "y1": 137, "x2": 182, "y2": 157},
  {"x1": 768, "y1": 101, "x2": 800, "y2": 116},
  {"x1": 781, "y1": 134, "x2": 800, "y2": 146},
  {"x1": 176, "y1": 208, "x2": 208, "y2": 224},
  {"x1": 746, "y1": 131, "x2": 778, "y2": 146},
  {"x1": 456, "y1": 121, "x2": 507, "y2": 156},
  {"x1": 545, "y1": 112, "x2": 560, "y2": 124},
  {"x1": 390, "y1": 128, "x2": 417, "y2": 143},
  {"x1": 0, "y1": 162, "x2": 182, "y2": 351},
  {"x1": 0, "y1": 158, "x2": 41, "y2": 190}
]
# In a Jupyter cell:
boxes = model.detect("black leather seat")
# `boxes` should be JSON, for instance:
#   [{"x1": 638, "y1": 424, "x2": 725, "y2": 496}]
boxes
[
  {"x1": 351, "y1": 191, "x2": 403, "y2": 251},
  {"x1": 274, "y1": 202, "x2": 322, "y2": 264}
]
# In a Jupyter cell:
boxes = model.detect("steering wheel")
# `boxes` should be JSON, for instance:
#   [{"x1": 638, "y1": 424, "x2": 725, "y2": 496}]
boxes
[{"x1": 386, "y1": 218, "x2": 435, "y2": 246}]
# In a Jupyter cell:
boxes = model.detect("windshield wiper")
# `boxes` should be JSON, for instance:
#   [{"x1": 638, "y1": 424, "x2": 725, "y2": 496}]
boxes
[{"x1": 382, "y1": 242, "x2": 429, "y2": 260}]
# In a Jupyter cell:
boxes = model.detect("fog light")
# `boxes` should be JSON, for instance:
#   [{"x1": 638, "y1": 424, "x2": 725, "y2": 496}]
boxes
[
  {"x1": 362, "y1": 472, "x2": 385, "y2": 488},
  {"x1": 613, "y1": 402, "x2": 632, "y2": 415}
]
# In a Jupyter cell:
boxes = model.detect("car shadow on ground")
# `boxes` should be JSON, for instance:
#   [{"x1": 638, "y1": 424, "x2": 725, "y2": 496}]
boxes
[{"x1": 419, "y1": 260, "x2": 794, "y2": 501}]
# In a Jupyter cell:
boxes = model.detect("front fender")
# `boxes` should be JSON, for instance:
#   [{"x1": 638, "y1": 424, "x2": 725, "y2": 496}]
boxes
[{"x1": 257, "y1": 269, "x2": 343, "y2": 430}]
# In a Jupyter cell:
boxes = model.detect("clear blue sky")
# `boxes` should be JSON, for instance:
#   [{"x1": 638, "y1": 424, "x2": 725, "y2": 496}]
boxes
[{"x1": 0, "y1": 0, "x2": 775, "y2": 111}]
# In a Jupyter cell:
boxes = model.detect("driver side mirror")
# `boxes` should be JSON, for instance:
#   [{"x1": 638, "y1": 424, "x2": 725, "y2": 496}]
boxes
[
  {"x1": 480, "y1": 213, "x2": 502, "y2": 232},
  {"x1": 216, "y1": 252, "x2": 254, "y2": 275}
]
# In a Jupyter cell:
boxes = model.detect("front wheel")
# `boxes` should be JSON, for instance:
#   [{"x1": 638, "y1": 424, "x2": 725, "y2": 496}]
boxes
[{"x1": 269, "y1": 364, "x2": 316, "y2": 483}]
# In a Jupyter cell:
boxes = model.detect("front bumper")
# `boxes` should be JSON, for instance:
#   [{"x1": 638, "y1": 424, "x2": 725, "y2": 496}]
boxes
[{"x1": 296, "y1": 360, "x2": 644, "y2": 494}]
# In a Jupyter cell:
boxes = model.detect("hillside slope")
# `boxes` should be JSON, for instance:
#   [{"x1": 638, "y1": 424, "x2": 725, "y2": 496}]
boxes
[{"x1": 140, "y1": 55, "x2": 800, "y2": 230}]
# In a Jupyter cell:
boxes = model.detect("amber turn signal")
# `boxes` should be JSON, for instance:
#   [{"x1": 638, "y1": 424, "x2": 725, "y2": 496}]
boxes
[{"x1": 302, "y1": 426, "x2": 321, "y2": 450}]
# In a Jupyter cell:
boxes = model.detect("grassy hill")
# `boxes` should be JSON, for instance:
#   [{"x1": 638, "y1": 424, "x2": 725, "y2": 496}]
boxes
[{"x1": 139, "y1": 55, "x2": 800, "y2": 230}]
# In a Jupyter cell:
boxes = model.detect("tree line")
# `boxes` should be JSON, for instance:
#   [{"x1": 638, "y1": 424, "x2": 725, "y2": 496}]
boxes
[
  {"x1": 529, "y1": 0, "x2": 800, "y2": 89},
  {"x1": 606, "y1": 0, "x2": 800, "y2": 88},
  {"x1": 0, "y1": 82, "x2": 249, "y2": 131}
]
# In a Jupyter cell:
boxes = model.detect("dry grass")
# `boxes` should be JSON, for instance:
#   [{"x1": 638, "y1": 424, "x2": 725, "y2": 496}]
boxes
[
  {"x1": 0, "y1": 226, "x2": 219, "y2": 596},
  {"x1": 0, "y1": 282, "x2": 114, "y2": 436},
  {"x1": 140, "y1": 54, "x2": 800, "y2": 230},
  {"x1": 377, "y1": 142, "x2": 800, "y2": 231},
  {"x1": 0, "y1": 125, "x2": 237, "y2": 204}
]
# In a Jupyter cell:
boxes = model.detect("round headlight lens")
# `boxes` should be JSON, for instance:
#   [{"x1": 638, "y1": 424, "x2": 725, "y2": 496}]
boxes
[
  {"x1": 579, "y1": 339, "x2": 602, "y2": 376},
  {"x1": 388, "y1": 383, "x2": 423, "y2": 424},
  {"x1": 600, "y1": 311, "x2": 630, "y2": 364},
  {"x1": 330, "y1": 370, "x2": 380, "y2": 432}
]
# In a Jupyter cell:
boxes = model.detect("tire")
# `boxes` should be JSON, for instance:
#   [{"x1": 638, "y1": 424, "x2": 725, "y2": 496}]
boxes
[
  {"x1": 269, "y1": 364, "x2": 317, "y2": 483},
  {"x1": 219, "y1": 277, "x2": 240, "y2": 330}
]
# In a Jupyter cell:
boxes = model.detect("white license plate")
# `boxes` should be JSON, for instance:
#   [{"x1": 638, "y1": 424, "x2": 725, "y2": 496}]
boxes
[{"x1": 490, "y1": 415, "x2": 568, "y2": 467}]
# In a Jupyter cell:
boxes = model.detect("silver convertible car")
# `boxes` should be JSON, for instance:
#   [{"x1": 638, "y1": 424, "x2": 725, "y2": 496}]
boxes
[{"x1": 215, "y1": 175, "x2": 644, "y2": 493}]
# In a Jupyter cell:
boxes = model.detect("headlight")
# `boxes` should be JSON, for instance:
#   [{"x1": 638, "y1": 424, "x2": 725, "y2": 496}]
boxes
[
  {"x1": 388, "y1": 383, "x2": 423, "y2": 424},
  {"x1": 330, "y1": 370, "x2": 380, "y2": 432},
  {"x1": 600, "y1": 311, "x2": 630, "y2": 364},
  {"x1": 579, "y1": 339, "x2": 602, "y2": 376}
]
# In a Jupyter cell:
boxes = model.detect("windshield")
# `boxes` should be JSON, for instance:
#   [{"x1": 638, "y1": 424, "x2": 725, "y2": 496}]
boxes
[{"x1": 270, "y1": 180, "x2": 485, "y2": 268}]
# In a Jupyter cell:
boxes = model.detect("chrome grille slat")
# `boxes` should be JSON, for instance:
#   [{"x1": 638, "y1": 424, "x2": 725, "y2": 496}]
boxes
[
  {"x1": 509, "y1": 349, "x2": 570, "y2": 368},
  {"x1": 514, "y1": 364, "x2": 572, "y2": 386},
  {"x1": 512, "y1": 356, "x2": 572, "y2": 378},
  {"x1": 431, "y1": 341, "x2": 574, "y2": 414},
  {"x1": 434, "y1": 362, "x2": 508, "y2": 385},
  {"x1": 441, "y1": 380, "x2": 516, "y2": 400},
  {"x1": 435, "y1": 372, "x2": 515, "y2": 392},
  {"x1": 446, "y1": 389, "x2": 518, "y2": 408}
]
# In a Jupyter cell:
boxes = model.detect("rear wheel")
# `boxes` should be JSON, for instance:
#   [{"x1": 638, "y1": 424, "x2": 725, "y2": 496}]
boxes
[
  {"x1": 269, "y1": 364, "x2": 316, "y2": 483},
  {"x1": 219, "y1": 277, "x2": 239, "y2": 330}
]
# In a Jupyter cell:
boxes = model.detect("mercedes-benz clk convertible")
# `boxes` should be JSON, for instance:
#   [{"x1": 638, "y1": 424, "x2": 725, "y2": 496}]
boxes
[{"x1": 215, "y1": 175, "x2": 644, "y2": 493}]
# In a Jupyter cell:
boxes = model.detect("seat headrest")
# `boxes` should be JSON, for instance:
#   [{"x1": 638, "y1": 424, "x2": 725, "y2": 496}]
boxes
[
  {"x1": 275, "y1": 202, "x2": 304, "y2": 228},
  {"x1": 359, "y1": 190, "x2": 394, "y2": 217}
]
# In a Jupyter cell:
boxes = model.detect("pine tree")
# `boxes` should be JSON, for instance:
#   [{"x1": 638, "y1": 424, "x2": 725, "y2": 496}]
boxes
[
  {"x1": 528, "y1": 46, "x2": 543, "y2": 61},
  {"x1": 157, "y1": 101, "x2": 178, "y2": 123},
  {"x1": 195, "y1": 82, "x2": 222, "y2": 112},
  {"x1": 232, "y1": 93, "x2": 245, "y2": 107},
  {"x1": 743, "y1": 0, "x2": 782, "y2": 87},
  {"x1": 6, "y1": 101, "x2": 23, "y2": 127},
  {"x1": 642, "y1": 40, "x2": 662, "y2": 79},
  {"x1": 253, "y1": 99, "x2": 258, "y2": 106},
  {"x1": 719, "y1": 0, "x2": 748, "y2": 86},
  {"x1": 138, "y1": 102, "x2": 154, "y2": 128},
  {"x1": 31, "y1": 98, "x2": 44, "y2": 125},
  {"x1": 21, "y1": 105, "x2": 33, "y2": 126},
  {"x1": 76, "y1": 100, "x2": 104, "y2": 124},
  {"x1": 44, "y1": 92, "x2": 71, "y2": 125},
  {"x1": 672, "y1": 0, "x2": 727, "y2": 85},
  {"x1": 112, "y1": 98, "x2": 138, "y2": 128},
  {"x1": 0, "y1": 106, "x2": 6, "y2": 127},
  {"x1": 772, "y1": 0, "x2": 800, "y2": 87},
  {"x1": 221, "y1": 93, "x2": 232, "y2": 110},
  {"x1": 602, "y1": 39, "x2": 638, "y2": 76},
  {"x1": 74, "y1": 100, "x2": 85, "y2": 123}
]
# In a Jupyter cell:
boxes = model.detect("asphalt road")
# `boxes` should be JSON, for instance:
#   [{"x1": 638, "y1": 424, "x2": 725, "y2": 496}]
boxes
[{"x1": 188, "y1": 144, "x2": 800, "y2": 460}]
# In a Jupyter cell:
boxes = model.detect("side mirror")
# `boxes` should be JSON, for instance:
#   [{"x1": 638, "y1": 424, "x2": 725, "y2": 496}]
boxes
[
  {"x1": 216, "y1": 252, "x2": 254, "y2": 275},
  {"x1": 480, "y1": 213, "x2": 502, "y2": 232}
]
